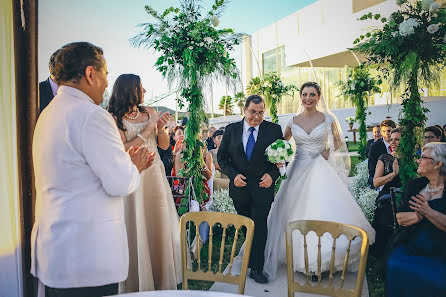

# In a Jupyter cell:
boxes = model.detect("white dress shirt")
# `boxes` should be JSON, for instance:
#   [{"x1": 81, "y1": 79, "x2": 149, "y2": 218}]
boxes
[
  {"x1": 384, "y1": 139, "x2": 391, "y2": 153},
  {"x1": 242, "y1": 119, "x2": 259, "y2": 153},
  {"x1": 31, "y1": 86, "x2": 140, "y2": 288}
]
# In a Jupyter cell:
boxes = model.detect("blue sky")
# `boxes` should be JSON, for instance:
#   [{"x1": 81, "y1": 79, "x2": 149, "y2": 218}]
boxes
[{"x1": 38, "y1": 0, "x2": 317, "y2": 112}]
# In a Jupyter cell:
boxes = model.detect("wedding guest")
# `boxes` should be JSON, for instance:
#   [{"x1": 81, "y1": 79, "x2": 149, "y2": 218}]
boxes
[
  {"x1": 368, "y1": 119, "x2": 397, "y2": 187},
  {"x1": 158, "y1": 143, "x2": 174, "y2": 177},
  {"x1": 372, "y1": 127, "x2": 402, "y2": 257},
  {"x1": 209, "y1": 129, "x2": 229, "y2": 191},
  {"x1": 386, "y1": 142, "x2": 446, "y2": 297},
  {"x1": 31, "y1": 42, "x2": 154, "y2": 297},
  {"x1": 365, "y1": 125, "x2": 382, "y2": 158},
  {"x1": 443, "y1": 124, "x2": 446, "y2": 142},
  {"x1": 38, "y1": 49, "x2": 60, "y2": 113},
  {"x1": 424, "y1": 126, "x2": 442, "y2": 145},
  {"x1": 108, "y1": 74, "x2": 181, "y2": 292},
  {"x1": 206, "y1": 126, "x2": 217, "y2": 150}
]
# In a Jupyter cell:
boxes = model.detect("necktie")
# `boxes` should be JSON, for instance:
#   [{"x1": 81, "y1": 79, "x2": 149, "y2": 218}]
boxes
[
  {"x1": 246, "y1": 126, "x2": 255, "y2": 161},
  {"x1": 388, "y1": 146, "x2": 393, "y2": 153}
]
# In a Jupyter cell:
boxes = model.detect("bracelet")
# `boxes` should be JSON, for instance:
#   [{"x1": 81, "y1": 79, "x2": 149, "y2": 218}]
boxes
[
  {"x1": 137, "y1": 133, "x2": 148, "y2": 144},
  {"x1": 201, "y1": 165, "x2": 208, "y2": 172}
]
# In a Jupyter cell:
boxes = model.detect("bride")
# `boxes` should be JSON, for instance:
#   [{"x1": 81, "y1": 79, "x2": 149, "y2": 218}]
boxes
[{"x1": 263, "y1": 81, "x2": 375, "y2": 280}]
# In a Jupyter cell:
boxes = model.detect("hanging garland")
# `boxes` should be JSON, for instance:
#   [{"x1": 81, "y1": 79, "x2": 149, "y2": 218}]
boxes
[
  {"x1": 352, "y1": 0, "x2": 446, "y2": 188},
  {"x1": 340, "y1": 64, "x2": 382, "y2": 160},
  {"x1": 246, "y1": 72, "x2": 298, "y2": 124},
  {"x1": 131, "y1": 0, "x2": 241, "y2": 208}
]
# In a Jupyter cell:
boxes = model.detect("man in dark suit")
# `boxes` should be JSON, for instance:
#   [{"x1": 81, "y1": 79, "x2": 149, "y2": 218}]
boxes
[
  {"x1": 368, "y1": 119, "x2": 396, "y2": 186},
  {"x1": 218, "y1": 95, "x2": 283, "y2": 284},
  {"x1": 39, "y1": 49, "x2": 60, "y2": 113}
]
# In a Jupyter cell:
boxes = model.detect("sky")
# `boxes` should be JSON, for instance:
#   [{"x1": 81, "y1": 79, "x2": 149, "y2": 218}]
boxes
[{"x1": 38, "y1": 0, "x2": 317, "y2": 114}]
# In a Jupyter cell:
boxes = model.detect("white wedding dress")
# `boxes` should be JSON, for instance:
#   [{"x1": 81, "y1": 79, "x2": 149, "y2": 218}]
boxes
[{"x1": 263, "y1": 114, "x2": 375, "y2": 280}]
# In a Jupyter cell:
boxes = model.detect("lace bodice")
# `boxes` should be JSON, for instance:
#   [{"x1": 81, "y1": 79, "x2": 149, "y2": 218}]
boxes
[
  {"x1": 287, "y1": 114, "x2": 334, "y2": 160},
  {"x1": 122, "y1": 119, "x2": 160, "y2": 162}
]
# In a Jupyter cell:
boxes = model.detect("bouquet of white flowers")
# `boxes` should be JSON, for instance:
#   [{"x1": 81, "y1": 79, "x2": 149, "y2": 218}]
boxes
[{"x1": 265, "y1": 139, "x2": 294, "y2": 176}]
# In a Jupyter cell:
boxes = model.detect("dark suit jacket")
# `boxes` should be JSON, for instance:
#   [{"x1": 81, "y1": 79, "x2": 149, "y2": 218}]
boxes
[
  {"x1": 368, "y1": 138, "x2": 388, "y2": 178},
  {"x1": 217, "y1": 119, "x2": 282, "y2": 198},
  {"x1": 365, "y1": 139, "x2": 375, "y2": 158},
  {"x1": 39, "y1": 78, "x2": 54, "y2": 113}
]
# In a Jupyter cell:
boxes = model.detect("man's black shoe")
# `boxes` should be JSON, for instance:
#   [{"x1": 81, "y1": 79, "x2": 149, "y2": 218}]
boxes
[{"x1": 249, "y1": 269, "x2": 268, "y2": 284}]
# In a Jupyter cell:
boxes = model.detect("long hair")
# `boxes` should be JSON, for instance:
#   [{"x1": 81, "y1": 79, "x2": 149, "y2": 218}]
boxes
[{"x1": 108, "y1": 74, "x2": 145, "y2": 131}]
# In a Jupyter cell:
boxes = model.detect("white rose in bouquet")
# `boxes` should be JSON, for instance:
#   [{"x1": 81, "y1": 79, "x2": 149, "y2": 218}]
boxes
[{"x1": 265, "y1": 139, "x2": 294, "y2": 176}]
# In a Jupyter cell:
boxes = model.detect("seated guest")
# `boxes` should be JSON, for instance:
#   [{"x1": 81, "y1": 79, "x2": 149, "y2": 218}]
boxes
[
  {"x1": 424, "y1": 126, "x2": 443, "y2": 145},
  {"x1": 386, "y1": 142, "x2": 446, "y2": 297},
  {"x1": 443, "y1": 124, "x2": 446, "y2": 142},
  {"x1": 372, "y1": 128, "x2": 402, "y2": 256},
  {"x1": 365, "y1": 124, "x2": 382, "y2": 158},
  {"x1": 206, "y1": 126, "x2": 217, "y2": 151},
  {"x1": 368, "y1": 119, "x2": 397, "y2": 187},
  {"x1": 209, "y1": 129, "x2": 229, "y2": 191}
]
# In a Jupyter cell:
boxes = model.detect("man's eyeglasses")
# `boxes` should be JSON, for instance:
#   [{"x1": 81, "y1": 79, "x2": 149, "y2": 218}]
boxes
[
  {"x1": 424, "y1": 135, "x2": 438, "y2": 140},
  {"x1": 247, "y1": 109, "x2": 264, "y2": 117}
]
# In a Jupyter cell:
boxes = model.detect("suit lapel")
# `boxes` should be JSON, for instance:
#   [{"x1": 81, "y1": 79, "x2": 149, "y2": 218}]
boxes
[
  {"x1": 236, "y1": 119, "x2": 247, "y2": 158},
  {"x1": 250, "y1": 121, "x2": 266, "y2": 162}
]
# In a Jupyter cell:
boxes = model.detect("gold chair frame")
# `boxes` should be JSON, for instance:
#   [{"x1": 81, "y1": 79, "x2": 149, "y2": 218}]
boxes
[
  {"x1": 286, "y1": 220, "x2": 369, "y2": 297},
  {"x1": 180, "y1": 211, "x2": 254, "y2": 295}
]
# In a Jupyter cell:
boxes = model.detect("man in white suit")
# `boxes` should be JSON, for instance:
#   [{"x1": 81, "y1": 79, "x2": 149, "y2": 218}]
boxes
[{"x1": 31, "y1": 42, "x2": 154, "y2": 297}]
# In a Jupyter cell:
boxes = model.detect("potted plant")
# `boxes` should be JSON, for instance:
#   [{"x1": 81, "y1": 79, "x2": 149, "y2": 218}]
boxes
[{"x1": 346, "y1": 117, "x2": 356, "y2": 130}]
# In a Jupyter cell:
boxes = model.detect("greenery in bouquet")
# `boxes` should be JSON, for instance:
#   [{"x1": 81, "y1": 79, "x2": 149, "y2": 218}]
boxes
[
  {"x1": 246, "y1": 73, "x2": 299, "y2": 123},
  {"x1": 340, "y1": 64, "x2": 382, "y2": 160},
  {"x1": 265, "y1": 139, "x2": 294, "y2": 164},
  {"x1": 352, "y1": 0, "x2": 446, "y2": 187},
  {"x1": 212, "y1": 189, "x2": 236, "y2": 214},
  {"x1": 131, "y1": 0, "x2": 242, "y2": 203}
]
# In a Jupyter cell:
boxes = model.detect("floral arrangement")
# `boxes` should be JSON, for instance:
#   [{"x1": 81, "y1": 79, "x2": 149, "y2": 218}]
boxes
[
  {"x1": 212, "y1": 189, "x2": 236, "y2": 214},
  {"x1": 345, "y1": 117, "x2": 356, "y2": 125},
  {"x1": 131, "y1": 0, "x2": 241, "y2": 203},
  {"x1": 265, "y1": 139, "x2": 294, "y2": 164},
  {"x1": 349, "y1": 160, "x2": 378, "y2": 224},
  {"x1": 246, "y1": 72, "x2": 299, "y2": 123},
  {"x1": 340, "y1": 64, "x2": 382, "y2": 160},
  {"x1": 352, "y1": 0, "x2": 446, "y2": 187}
]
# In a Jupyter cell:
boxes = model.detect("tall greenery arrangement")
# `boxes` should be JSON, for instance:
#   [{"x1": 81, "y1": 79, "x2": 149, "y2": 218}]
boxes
[
  {"x1": 233, "y1": 91, "x2": 245, "y2": 115},
  {"x1": 218, "y1": 95, "x2": 234, "y2": 115},
  {"x1": 353, "y1": 0, "x2": 446, "y2": 186},
  {"x1": 340, "y1": 64, "x2": 382, "y2": 160},
  {"x1": 131, "y1": 0, "x2": 241, "y2": 203},
  {"x1": 246, "y1": 72, "x2": 298, "y2": 123}
]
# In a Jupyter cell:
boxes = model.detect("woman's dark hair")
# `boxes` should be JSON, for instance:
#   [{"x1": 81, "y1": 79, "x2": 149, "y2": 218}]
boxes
[
  {"x1": 244, "y1": 94, "x2": 265, "y2": 109},
  {"x1": 391, "y1": 127, "x2": 401, "y2": 134},
  {"x1": 213, "y1": 129, "x2": 224, "y2": 139},
  {"x1": 53, "y1": 42, "x2": 104, "y2": 84},
  {"x1": 174, "y1": 126, "x2": 185, "y2": 134},
  {"x1": 299, "y1": 81, "x2": 321, "y2": 96},
  {"x1": 425, "y1": 126, "x2": 442, "y2": 138},
  {"x1": 107, "y1": 74, "x2": 145, "y2": 131}
]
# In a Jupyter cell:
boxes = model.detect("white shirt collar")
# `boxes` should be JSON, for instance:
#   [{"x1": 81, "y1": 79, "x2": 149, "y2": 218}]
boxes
[
  {"x1": 243, "y1": 119, "x2": 259, "y2": 133},
  {"x1": 383, "y1": 139, "x2": 391, "y2": 149},
  {"x1": 57, "y1": 86, "x2": 96, "y2": 104}
]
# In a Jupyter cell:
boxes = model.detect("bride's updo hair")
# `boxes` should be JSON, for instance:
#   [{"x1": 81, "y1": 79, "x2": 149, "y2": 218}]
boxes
[
  {"x1": 108, "y1": 73, "x2": 145, "y2": 131},
  {"x1": 299, "y1": 81, "x2": 321, "y2": 96}
]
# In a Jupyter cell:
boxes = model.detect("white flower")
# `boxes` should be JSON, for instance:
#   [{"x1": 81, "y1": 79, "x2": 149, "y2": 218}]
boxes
[
  {"x1": 203, "y1": 37, "x2": 214, "y2": 44},
  {"x1": 421, "y1": 0, "x2": 434, "y2": 11},
  {"x1": 210, "y1": 15, "x2": 220, "y2": 27},
  {"x1": 427, "y1": 23, "x2": 440, "y2": 34},
  {"x1": 430, "y1": 2, "x2": 440, "y2": 12},
  {"x1": 350, "y1": 83, "x2": 356, "y2": 91},
  {"x1": 188, "y1": 46, "x2": 193, "y2": 50},
  {"x1": 199, "y1": 42, "x2": 204, "y2": 47},
  {"x1": 398, "y1": 18, "x2": 420, "y2": 36}
]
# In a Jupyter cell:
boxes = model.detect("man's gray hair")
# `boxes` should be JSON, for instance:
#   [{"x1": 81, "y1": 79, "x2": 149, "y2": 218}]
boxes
[{"x1": 423, "y1": 142, "x2": 446, "y2": 176}]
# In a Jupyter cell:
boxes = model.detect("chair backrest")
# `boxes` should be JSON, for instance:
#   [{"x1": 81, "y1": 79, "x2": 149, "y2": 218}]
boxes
[
  {"x1": 286, "y1": 220, "x2": 369, "y2": 297},
  {"x1": 180, "y1": 211, "x2": 254, "y2": 295}
]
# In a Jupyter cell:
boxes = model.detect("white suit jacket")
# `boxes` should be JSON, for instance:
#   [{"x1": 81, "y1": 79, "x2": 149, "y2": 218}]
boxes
[{"x1": 31, "y1": 86, "x2": 140, "y2": 288}]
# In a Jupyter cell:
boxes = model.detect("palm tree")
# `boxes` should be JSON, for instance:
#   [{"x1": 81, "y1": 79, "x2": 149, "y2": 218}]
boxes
[
  {"x1": 218, "y1": 96, "x2": 234, "y2": 116},
  {"x1": 246, "y1": 77, "x2": 262, "y2": 96},
  {"x1": 233, "y1": 91, "x2": 245, "y2": 115}
]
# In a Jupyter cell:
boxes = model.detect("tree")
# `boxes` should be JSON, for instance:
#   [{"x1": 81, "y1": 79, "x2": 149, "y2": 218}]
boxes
[
  {"x1": 218, "y1": 95, "x2": 234, "y2": 116},
  {"x1": 233, "y1": 91, "x2": 245, "y2": 115}
]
